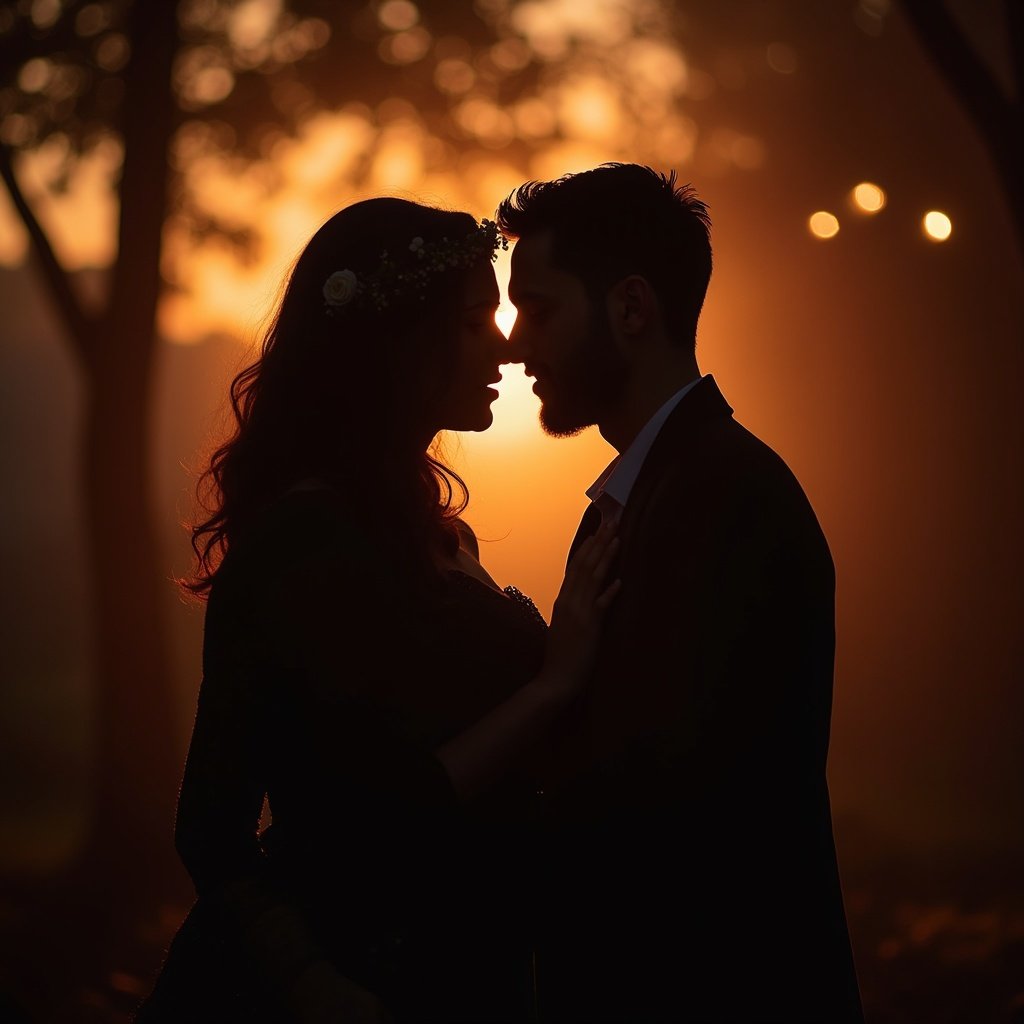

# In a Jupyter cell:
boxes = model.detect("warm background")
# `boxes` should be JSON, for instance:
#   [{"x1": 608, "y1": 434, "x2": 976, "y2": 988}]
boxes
[{"x1": 1, "y1": 1, "x2": 1022, "y2": 1022}]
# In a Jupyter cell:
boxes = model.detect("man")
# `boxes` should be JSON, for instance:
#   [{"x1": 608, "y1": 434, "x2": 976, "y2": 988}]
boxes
[{"x1": 498, "y1": 164, "x2": 864, "y2": 1022}]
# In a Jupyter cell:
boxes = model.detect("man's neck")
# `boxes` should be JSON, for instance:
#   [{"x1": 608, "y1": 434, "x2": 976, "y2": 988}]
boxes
[{"x1": 599, "y1": 360, "x2": 702, "y2": 453}]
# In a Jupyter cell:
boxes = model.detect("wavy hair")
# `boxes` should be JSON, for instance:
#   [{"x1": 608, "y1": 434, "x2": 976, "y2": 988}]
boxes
[{"x1": 183, "y1": 198, "x2": 481, "y2": 597}]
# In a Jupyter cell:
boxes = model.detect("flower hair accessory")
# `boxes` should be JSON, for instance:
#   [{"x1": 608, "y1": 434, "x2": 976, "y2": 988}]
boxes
[{"x1": 323, "y1": 218, "x2": 508, "y2": 314}]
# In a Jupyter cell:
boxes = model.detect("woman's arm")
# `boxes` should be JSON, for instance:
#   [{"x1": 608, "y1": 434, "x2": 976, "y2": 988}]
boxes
[
  {"x1": 176, "y1": 641, "x2": 389, "y2": 1023},
  {"x1": 175, "y1": 497, "x2": 400, "y2": 1022},
  {"x1": 437, "y1": 517, "x2": 620, "y2": 800}
]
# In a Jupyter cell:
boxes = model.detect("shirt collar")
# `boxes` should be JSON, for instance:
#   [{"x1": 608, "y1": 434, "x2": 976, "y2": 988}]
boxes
[{"x1": 586, "y1": 375, "x2": 706, "y2": 508}]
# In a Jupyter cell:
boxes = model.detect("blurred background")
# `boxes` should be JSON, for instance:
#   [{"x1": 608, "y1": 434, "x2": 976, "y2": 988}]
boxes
[{"x1": 1, "y1": 1, "x2": 1022, "y2": 1021}]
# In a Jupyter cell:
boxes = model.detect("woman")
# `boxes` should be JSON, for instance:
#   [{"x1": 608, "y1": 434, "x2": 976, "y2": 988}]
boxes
[{"x1": 135, "y1": 198, "x2": 618, "y2": 1023}]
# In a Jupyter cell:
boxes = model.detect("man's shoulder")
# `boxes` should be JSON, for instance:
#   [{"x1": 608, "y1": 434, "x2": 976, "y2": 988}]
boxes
[
  {"x1": 656, "y1": 411, "x2": 803, "y2": 499},
  {"x1": 643, "y1": 412, "x2": 830, "y2": 551}
]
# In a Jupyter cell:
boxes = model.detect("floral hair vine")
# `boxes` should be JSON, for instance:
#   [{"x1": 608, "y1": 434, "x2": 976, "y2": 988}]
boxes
[{"x1": 323, "y1": 218, "x2": 508, "y2": 314}]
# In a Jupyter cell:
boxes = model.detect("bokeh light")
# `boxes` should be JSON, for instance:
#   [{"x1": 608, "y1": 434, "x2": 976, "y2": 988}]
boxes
[
  {"x1": 379, "y1": 27, "x2": 432, "y2": 65},
  {"x1": 378, "y1": 0, "x2": 419, "y2": 32},
  {"x1": 95, "y1": 32, "x2": 131, "y2": 72},
  {"x1": 17, "y1": 58, "x2": 51, "y2": 93},
  {"x1": 435, "y1": 58, "x2": 476, "y2": 95},
  {"x1": 766, "y1": 42, "x2": 798, "y2": 74},
  {"x1": 809, "y1": 211, "x2": 840, "y2": 238},
  {"x1": 852, "y1": 181, "x2": 886, "y2": 213},
  {"x1": 74, "y1": 3, "x2": 109, "y2": 36},
  {"x1": 923, "y1": 210, "x2": 952, "y2": 241},
  {"x1": 29, "y1": 0, "x2": 60, "y2": 30}
]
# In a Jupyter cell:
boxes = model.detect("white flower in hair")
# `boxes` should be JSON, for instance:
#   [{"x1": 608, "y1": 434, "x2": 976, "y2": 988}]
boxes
[
  {"x1": 323, "y1": 269, "x2": 359, "y2": 307},
  {"x1": 321, "y1": 220, "x2": 508, "y2": 314}
]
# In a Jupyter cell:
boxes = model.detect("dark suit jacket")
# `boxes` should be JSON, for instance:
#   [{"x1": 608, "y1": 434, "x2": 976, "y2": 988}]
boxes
[{"x1": 534, "y1": 376, "x2": 863, "y2": 1023}]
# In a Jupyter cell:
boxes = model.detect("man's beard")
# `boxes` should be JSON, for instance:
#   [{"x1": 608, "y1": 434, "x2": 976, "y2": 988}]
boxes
[{"x1": 539, "y1": 307, "x2": 627, "y2": 438}]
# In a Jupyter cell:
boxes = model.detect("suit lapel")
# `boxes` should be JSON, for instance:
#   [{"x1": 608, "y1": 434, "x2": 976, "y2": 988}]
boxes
[
  {"x1": 566, "y1": 500, "x2": 603, "y2": 569},
  {"x1": 565, "y1": 377, "x2": 733, "y2": 571},
  {"x1": 621, "y1": 375, "x2": 734, "y2": 524}
]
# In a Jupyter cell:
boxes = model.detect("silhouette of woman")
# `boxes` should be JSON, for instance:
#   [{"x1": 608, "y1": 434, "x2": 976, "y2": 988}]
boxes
[{"x1": 134, "y1": 198, "x2": 618, "y2": 1023}]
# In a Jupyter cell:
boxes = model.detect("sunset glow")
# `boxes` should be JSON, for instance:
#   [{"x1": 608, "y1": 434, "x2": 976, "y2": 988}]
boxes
[{"x1": 495, "y1": 306, "x2": 518, "y2": 339}]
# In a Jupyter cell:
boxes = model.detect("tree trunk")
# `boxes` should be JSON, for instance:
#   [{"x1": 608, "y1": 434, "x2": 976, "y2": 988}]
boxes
[{"x1": 75, "y1": 0, "x2": 184, "y2": 901}]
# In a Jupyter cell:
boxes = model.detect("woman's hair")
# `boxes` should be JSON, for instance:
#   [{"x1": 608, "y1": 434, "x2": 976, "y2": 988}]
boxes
[{"x1": 183, "y1": 197, "x2": 482, "y2": 597}]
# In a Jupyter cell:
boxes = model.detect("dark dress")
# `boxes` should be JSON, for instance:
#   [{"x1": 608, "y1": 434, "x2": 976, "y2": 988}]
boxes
[{"x1": 135, "y1": 488, "x2": 548, "y2": 1023}]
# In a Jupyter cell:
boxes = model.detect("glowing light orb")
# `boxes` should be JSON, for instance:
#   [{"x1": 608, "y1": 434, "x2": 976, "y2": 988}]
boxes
[
  {"x1": 923, "y1": 210, "x2": 952, "y2": 241},
  {"x1": 378, "y1": 0, "x2": 419, "y2": 31},
  {"x1": 809, "y1": 211, "x2": 840, "y2": 239},
  {"x1": 852, "y1": 182, "x2": 886, "y2": 213}
]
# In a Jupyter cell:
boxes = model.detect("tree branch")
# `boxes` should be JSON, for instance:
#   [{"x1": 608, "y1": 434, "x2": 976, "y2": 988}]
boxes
[
  {"x1": 898, "y1": 0, "x2": 1015, "y2": 143},
  {"x1": 0, "y1": 143, "x2": 97, "y2": 366},
  {"x1": 899, "y1": 0, "x2": 1024, "y2": 263},
  {"x1": 1006, "y1": 0, "x2": 1024, "y2": 106}
]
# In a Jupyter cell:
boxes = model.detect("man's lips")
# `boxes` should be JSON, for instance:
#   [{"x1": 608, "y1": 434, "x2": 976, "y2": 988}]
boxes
[{"x1": 524, "y1": 366, "x2": 546, "y2": 394}]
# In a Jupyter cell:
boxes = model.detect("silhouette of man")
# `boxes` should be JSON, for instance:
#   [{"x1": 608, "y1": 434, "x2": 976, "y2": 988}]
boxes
[{"x1": 498, "y1": 163, "x2": 864, "y2": 1023}]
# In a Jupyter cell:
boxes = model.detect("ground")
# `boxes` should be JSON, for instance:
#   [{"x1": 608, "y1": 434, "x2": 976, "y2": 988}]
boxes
[{"x1": 1, "y1": 848, "x2": 1022, "y2": 1023}]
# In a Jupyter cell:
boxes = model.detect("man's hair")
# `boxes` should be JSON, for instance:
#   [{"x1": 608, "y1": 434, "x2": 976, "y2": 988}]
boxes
[{"x1": 496, "y1": 162, "x2": 712, "y2": 344}]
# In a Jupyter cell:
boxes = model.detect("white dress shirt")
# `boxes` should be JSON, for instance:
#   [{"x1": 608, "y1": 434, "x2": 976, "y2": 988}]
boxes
[{"x1": 585, "y1": 375, "x2": 706, "y2": 514}]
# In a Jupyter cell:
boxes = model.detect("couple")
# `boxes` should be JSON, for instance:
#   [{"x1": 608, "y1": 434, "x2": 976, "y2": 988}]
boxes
[{"x1": 136, "y1": 163, "x2": 864, "y2": 1023}]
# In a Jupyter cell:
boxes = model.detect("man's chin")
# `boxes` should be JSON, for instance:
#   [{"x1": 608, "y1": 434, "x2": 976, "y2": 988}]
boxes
[{"x1": 539, "y1": 403, "x2": 593, "y2": 439}]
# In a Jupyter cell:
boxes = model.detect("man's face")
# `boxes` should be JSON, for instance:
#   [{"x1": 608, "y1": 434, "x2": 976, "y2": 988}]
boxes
[{"x1": 506, "y1": 231, "x2": 626, "y2": 437}]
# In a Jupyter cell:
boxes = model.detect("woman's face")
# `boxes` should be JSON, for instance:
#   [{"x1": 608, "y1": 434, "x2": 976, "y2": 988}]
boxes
[{"x1": 433, "y1": 262, "x2": 506, "y2": 433}]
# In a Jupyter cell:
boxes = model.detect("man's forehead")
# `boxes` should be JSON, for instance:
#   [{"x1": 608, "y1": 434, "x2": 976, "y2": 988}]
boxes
[
  {"x1": 509, "y1": 230, "x2": 570, "y2": 297},
  {"x1": 510, "y1": 230, "x2": 554, "y2": 271}
]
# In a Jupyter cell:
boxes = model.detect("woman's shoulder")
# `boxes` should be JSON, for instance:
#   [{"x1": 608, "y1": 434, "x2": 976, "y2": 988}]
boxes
[
  {"x1": 453, "y1": 517, "x2": 479, "y2": 560},
  {"x1": 219, "y1": 483, "x2": 362, "y2": 583}
]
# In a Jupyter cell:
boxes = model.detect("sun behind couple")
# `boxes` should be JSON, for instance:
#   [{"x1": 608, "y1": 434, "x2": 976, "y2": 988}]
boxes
[{"x1": 135, "y1": 164, "x2": 864, "y2": 1024}]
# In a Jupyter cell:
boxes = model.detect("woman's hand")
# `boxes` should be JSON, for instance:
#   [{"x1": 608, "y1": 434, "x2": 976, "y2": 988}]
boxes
[
  {"x1": 538, "y1": 511, "x2": 621, "y2": 704},
  {"x1": 435, "y1": 511, "x2": 621, "y2": 801}
]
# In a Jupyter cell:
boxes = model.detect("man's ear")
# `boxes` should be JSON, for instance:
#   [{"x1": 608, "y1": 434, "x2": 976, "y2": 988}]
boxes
[{"x1": 607, "y1": 274, "x2": 656, "y2": 339}]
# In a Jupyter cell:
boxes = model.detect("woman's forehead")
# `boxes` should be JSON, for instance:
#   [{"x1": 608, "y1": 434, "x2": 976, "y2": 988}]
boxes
[{"x1": 462, "y1": 263, "x2": 500, "y2": 306}]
